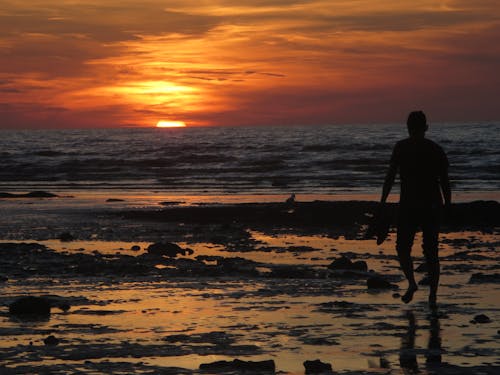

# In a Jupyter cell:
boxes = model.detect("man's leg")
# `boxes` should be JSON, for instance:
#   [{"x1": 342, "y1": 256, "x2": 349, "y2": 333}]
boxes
[
  {"x1": 422, "y1": 208, "x2": 441, "y2": 308},
  {"x1": 396, "y1": 212, "x2": 418, "y2": 303}
]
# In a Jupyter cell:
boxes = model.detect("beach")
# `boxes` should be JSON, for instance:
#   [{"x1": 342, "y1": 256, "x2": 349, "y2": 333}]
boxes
[
  {"x1": 2, "y1": 0, "x2": 500, "y2": 371},
  {"x1": 1, "y1": 192, "x2": 499, "y2": 374}
]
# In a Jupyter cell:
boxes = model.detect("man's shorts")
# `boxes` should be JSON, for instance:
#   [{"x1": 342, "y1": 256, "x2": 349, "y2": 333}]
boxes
[{"x1": 396, "y1": 203, "x2": 441, "y2": 260}]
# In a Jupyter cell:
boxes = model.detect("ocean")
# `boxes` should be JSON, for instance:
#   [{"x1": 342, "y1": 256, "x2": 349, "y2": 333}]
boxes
[{"x1": 1, "y1": 123, "x2": 499, "y2": 196}]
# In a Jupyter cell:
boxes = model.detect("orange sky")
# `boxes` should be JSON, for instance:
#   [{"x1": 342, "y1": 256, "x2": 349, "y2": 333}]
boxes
[{"x1": 1, "y1": 0, "x2": 499, "y2": 128}]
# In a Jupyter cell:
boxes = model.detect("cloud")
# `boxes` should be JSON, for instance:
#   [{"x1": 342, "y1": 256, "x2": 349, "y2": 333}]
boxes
[
  {"x1": 0, "y1": 101, "x2": 140, "y2": 129},
  {"x1": 162, "y1": 0, "x2": 500, "y2": 33},
  {"x1": 0, "y1": 2, "x2": 221, "y2": 42},
  {"x1": 0, "y1": 87, "x2": 21, "y2": 93},
  {"x1": 1, "y1": 0, "x2": 499, "y2": 128}
]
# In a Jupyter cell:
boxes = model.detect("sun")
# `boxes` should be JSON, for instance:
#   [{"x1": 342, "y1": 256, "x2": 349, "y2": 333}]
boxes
[{"x1": 156, "y1": 120, "x2": 186, "y2": 128}]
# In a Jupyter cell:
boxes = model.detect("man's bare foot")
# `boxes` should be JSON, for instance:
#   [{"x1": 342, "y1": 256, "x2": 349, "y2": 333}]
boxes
[{"x1": 401, "y1": 284, "x2": 418, "y2": 304}]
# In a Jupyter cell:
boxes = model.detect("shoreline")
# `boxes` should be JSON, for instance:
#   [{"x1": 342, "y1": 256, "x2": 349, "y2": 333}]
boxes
[
  {"x1": 0, "y1": 196, "x2": 498, "y2": 243},
  {"x1": 1, "y1": 189, "x2": 499, "y2": 202}
]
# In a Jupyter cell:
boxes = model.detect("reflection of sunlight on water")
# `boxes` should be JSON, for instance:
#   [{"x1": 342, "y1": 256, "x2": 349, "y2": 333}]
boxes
[
  {"x1": 1, "y1": 230, "x2": 499, "y2": 373},
  {"x1": 2, "y1": 278, "x2": 398, "y2": 372},
  {"x1": 248, "y1": 230, "x2": 399, "y2": 273}
]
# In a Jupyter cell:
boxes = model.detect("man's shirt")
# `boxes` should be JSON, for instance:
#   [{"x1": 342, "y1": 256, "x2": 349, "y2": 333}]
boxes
[{"x1": 390, "y1": 137, "x2": 448, "y2": 206}]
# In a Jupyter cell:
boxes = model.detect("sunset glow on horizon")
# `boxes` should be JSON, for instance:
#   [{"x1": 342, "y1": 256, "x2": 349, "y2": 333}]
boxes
[
  {"x1": 1, "y1": 1, "x2": 499, "y2": 129},
  {"x1": 156, "y1": 120, "x2": 186, "y2": 128}
]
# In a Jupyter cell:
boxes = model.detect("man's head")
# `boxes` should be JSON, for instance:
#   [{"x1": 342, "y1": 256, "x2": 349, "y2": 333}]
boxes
[{"x1": 407, "y1": 111, "x2": 428, "y2": 137}]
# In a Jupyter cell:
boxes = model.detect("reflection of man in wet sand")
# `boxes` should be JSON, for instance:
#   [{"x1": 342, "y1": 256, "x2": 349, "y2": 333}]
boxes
[
  {"x1": 380, "y1": 111, "x2": 451, "y2": 308},
  {"x1": 399, "y1": 311, "x2": 442, "y2": 373}
]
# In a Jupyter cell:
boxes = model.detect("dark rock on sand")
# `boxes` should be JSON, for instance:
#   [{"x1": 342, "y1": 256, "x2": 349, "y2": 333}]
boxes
[
  {"x1": 304, "y1": 359, "x2": 333, "y2": 374},
  {"x1": 159, "y1": 201, "x2": 184, "y2": 206},
  {"x1": 328, "y1": 256, "x2": 353, "y2": 270},
  {"x1": 199, "y1": 359, "x2": 275, "y2": 373},
  {"x1": 9, "y1": 296, "x2": 51, "y2": 316},
  {"x1": 0, "y1": 191, "x2": 58, "y2": 198},
  {"x1": 163, "y1": 331, "x2": 235, "y2": 346},
  {"x1": 58, "y1": 232, "x2": 75, "y2": 242},
  {"x1": 328, "y1": 256, "x2": 368, "y2": 272},
  {"x1": 216, "y1": 257, "x2": 259, "y2": 276},
  {"x1": 445, "y1": 200, "x2": 500, "y2": 228},
  {"x1": 269, "y1": 265, "x2": 320, "y2": 279},
  {"x1": 106, "y1": 198, "x2": 125, "y2": 202},
  {"x1": 471, "y1": 314, "x2": 491, "y2": 324},
  {"x1": 146, "y1": 242, "x2": 192, "y2": 257},
  {"x1": 131, "y1": 245, "x2": 141, "y2": 251},
  {"x1": 469, "y1": 273, "x2": 500, "y2": 284},
  {"x1": 120, "y1": 201, "x2": 386, "y2": 231},
  {"x1": 367, "y1": 275, "x2": 394, "y2": 290},
  {"x1": 352, "y1": 260, "x2": 368, "y2": 271},
  {"x1": 117, "y1": 201, "x2": 500, "y2": 237},
  {"x1": 43, "y1": 335, "x2": 60, "y2": 346},
  {"x1": 58, "y1": 303, "x2": 71, "y2": 312},
  {"x1": 25, "y1": 191, "x2": 58, "y2": 198}
]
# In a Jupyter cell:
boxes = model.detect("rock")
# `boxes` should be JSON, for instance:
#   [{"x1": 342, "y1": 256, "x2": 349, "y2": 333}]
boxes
[
  {"x1": 131, "y1": 245, "x2": 141, "y2": 251},
  {"x1": 106, "y1": 198, "x2": 125, "y2": 202},
  {"x1": 146, "y1": 242, "x2": 188, "y2": 257},
  {"x1": 0, "y1": 191, "x2": 58, "y2": 198},
  {"x1": 25, "y1": 191, "x2": 58, "y2": 198},
  {"x1": 200, "y1": 359, "x2": 275, "y2": 373},
  {"x1": 164, "y1": 331, "x2": 234, "y2": 345},
  {"x1": 58, "y1": 232, "x2": 75, "y2": 242},
  {"x1": 269, "y1": 265, "x2": 318, "y2": 279},
  {"x1": 304, "y1": 359, "x2": 333, "y2": 374},
  {"x1": 471, "y1": 314, "x2": 491, "y2": 324},
  {"x1": 352, "y1": 260, "x2": 368, "y2": 271},
  {"x1": 43, "y1": 335, "x2": 60, "y2": 346},
  {"x1": 58, "y1": 303, "x2": 71, "y2": 312},
  {"x1": 217, "y1": 257, "x2": 259, "y2": 276},
  {"x1": 159, "y1": 201, "x2": 184, "y2": 206},
  {"x1": 9, "y1": 296, "x2": 51, "y2": 316},
  {"x1": 328, "y1": 256, "x2": 353, "y2": 270},
  {"x1": 367, "y1": 275, "x2": 393, "y2": 289},
  {"x1": 328, "y1": 256, "x2": 368, "y2": 272},
  {"x1": 469, "y1": 273, "x2": 500, "y2": 284}
]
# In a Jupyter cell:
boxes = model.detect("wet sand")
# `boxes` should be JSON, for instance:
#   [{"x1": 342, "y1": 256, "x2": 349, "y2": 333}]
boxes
[{"x1": 0, "y1": 194, "x2": 499, "y2": 374}]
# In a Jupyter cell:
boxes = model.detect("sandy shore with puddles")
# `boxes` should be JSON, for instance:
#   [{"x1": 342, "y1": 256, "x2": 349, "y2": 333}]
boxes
[{"x1": 0, "y1": 193, "x2": 499, "y2": 374}]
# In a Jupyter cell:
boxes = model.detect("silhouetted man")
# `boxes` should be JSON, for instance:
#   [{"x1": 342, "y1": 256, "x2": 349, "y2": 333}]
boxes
[{"x1": 380, "y1": 111, "x2": 451, "y2": 308}]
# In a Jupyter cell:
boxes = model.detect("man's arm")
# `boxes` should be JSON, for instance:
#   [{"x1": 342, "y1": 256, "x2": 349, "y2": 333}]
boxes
[
  {"x1": 380, "y1": 163, "x2": 397, "y2": 204},
  {"x1": 380, "y1": 143, "x2": 399, "y2": 204},
  {"x1": 440, "y1": 168, "x2": 451, "y2": 207},
  {"x1": 439, "y1": 148, "x2": 451, "y2": 207}
]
